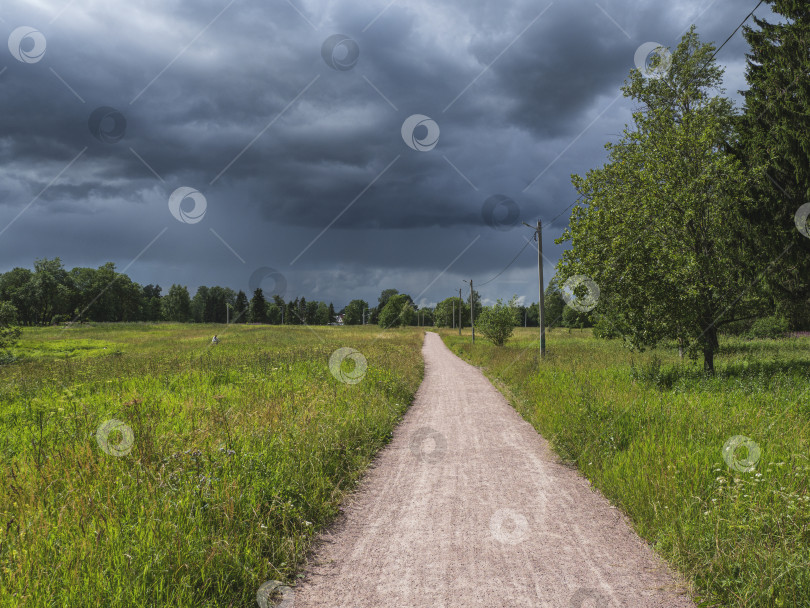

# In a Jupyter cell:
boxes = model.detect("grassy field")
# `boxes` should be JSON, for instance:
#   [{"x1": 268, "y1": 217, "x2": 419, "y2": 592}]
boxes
[
  {"x1": 0, "y1": 323, "x2": 424, "y2": 607},
  {"x1": 441, "y1": 328, "x2": 810, "y2": 608}
]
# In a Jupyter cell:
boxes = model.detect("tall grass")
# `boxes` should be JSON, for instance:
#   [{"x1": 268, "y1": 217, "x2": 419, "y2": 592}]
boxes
[
  {"x1": 0, "y1": 324, "x2": 423, "y2": 607},
  {"x1": 441, "y1": 328, "x2": 810, "y2": 608}
]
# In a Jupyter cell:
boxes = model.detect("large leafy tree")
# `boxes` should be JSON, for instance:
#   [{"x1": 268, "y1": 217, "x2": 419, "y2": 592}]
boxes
[
  {"x1": 476, "y1": 297, "x2": 520, "y2": 346},
  {"x1": 738, "y1": 1, "x2": 810, "y2": 327},
  {"x1": 343, "y1": 299, "x2": 368, "y2": 325},
  {"x1": 378, "y1": 294, "x2": 415, "y2": 328},
  {"x1": 557, "y1": 29, "x2": 763, "y2": 373},
  {"x1": 163, "y1": 284, "x2": 191, "y2": 322}
]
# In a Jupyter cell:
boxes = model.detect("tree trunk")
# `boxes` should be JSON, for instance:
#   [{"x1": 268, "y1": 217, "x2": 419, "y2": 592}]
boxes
[
  {"x1": 703, "y1": 325, "x2": 718, "y2": 374},
  {"x1": 678, "y1": 337, "x2": 684, "y2": 359}
]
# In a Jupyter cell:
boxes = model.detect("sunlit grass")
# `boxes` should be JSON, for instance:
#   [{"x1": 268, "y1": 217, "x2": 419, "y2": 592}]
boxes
[
  {"x1": 441, "y1": 327, "x2": 810, "y2": 608},
  {"x1": 0, "y1": 323, "x2": 424, "y2": 607}
]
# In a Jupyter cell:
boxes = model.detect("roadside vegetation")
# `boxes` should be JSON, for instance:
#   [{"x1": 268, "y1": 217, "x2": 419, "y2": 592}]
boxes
[
  {"x1": 0, "y1": 324, "x2": 423, "y2": 607},
  {"x1": 442, "y1": 327, "x2": 810, "y2": 608}
]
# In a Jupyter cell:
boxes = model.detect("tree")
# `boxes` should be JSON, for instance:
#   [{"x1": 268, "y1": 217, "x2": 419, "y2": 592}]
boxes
[
  {"x1": 738, "y1": 2, "x2": 810, "y2": 328},
  {"x1": 163, "y1": 284, "x2": 191, "y2": 322},
  {"x1": 0, "y1": 301, "x2": 21, "y2": 361},
  {"x1": 557, "y1": 29, "x2": 762, "y2": 373},
  {"x1": 476, "y1": 297, "x2": 520, "y2": 346},
  {"x1": 378, "y1": 294, "x2": 414, "y2": 328},
  {"x1": 343, "y1": 299, "x2": 368, "y2": 325},
  {"x1": 0, "y1": 268, "x2": 35, "y2": 325},
  {"x1": 328, "y1": 302, "x2": 336, "y2": 324},
  {"x1": 544, "y1": 278, "x2": 566, "y2": 327},
  {"x1": 233, "y1": 290, "x2": 249, "y2": 323},
  {"x1": 433, "y1": 296, "x2": 465, "y2": 328},
  {"x1": 250, "y1": 289, "x2": 267, "y2": 323},
  {"x1": 377, "y1": 289, "x2": 399, "y2": 312},
  {"x1": 315, "y1": 302, "x2": 330, "y2": 325},
  {"x1": 141, "y1": 285, "x2": 162, "y2": 322}
]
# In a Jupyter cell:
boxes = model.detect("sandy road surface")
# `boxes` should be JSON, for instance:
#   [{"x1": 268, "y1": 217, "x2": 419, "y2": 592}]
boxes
[{"x1": 293, "y1": 332, "x2": 695, "y2": 608}]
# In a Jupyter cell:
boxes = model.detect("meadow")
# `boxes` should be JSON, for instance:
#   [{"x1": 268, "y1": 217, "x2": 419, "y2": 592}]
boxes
[
  {"x1": 0, "y1": 323, "x2": 424, "y2": 607},
  {"x1": 440, "y1": 328, "x2": 810, "y2": 608}
]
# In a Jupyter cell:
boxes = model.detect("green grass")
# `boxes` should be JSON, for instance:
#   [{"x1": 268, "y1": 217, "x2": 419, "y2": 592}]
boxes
[
  {"x1": 440, "y1": 328, "x2": 810, "y2": 608},
  {"x1": 0, "y1": 323, "x2": 424, "y2": 607}
]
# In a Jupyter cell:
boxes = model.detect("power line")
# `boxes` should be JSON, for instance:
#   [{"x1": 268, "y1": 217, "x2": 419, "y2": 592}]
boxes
[
  {"x1": 708, "y1": 0, "x2": 764, "y2": 64},
  {"x1": 476, "y1": 236, "x2": 533, "y2": 287}
]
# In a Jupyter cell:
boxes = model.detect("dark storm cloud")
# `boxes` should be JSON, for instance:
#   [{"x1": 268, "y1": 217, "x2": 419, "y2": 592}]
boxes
[{"x1": 0, "y1": 0, "x2": 771, "y2": 306}]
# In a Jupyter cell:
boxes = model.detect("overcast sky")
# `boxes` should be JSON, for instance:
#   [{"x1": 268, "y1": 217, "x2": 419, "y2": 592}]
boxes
[{"x1": 0, "y1": 0, "x2": 773, "y2": 308}]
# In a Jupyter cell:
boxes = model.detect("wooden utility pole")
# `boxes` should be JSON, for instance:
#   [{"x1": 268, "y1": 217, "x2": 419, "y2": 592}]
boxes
[
  {"x1": 452, "y1": 301, "x2": 455, "y2": 329},
  {"x1": 464, "y1": 279, "x2": 475, "y2": 344},
  {"x1": 458, "y1": 288, "x2": 462, "y2": 335},
  {"x1": 226, "y1": 303, "x2": 229, "y2": 325},
  {"x1": 523, "y1": 220, "x2": 546, "y2": 358}
]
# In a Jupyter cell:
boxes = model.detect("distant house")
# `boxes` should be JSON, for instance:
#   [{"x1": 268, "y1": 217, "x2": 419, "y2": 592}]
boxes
[{"x1": 336, "y1": 314, "x2": 345, "y2": 326}]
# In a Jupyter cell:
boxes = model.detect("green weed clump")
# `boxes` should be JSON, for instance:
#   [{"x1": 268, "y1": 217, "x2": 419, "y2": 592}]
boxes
[
  {"x1": 0, "y1": 324, "x2": 423, "y2": 607},
  {"x1": 441, "y1": 328, "x2": 810, "y2": 608}
]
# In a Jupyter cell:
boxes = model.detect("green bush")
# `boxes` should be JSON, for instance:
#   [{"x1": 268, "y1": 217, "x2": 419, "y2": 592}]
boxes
[
  {"x1": 475, "y1": 297, "x2": 519, "y2": 346},
  {"x1": 748, "y1": 316, "x2": 789, "y2": 340}
]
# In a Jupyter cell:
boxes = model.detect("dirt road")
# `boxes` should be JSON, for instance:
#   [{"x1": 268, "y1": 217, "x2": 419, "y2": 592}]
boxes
[{"x1": 293, "y1": 332, "x2": 695, "y2": 607}]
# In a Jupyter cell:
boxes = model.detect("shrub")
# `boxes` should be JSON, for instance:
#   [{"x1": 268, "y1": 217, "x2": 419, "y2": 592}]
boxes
[
  {"x1": 475, "y1": 297, "x2": 519, "y2": 346},
  {"x1": 748, "y1": 315, "x2": 789, "y2": 340}
]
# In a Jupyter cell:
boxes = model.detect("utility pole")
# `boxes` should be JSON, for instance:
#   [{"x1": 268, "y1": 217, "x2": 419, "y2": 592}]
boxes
[
  {"x1": 464, "y1": 280, "x2": 475, "y2": 344},
  {"x1": 226, "y1": 303, "x2": 229, "y2": 325},
  {"x1": 452, "y1": 301, "x2": 455, "y2": 329},
  {"x1": 524, "y1": 220, "x2": 546, "y2": 358},
  {"x1": 458, "y1": 288, "x2": 463, "y2": 335}
]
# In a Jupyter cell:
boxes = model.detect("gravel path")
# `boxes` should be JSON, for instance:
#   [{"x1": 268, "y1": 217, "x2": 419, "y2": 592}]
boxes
[{"x1": 293, "y1": 332, "x2": 695, "y2": 608}]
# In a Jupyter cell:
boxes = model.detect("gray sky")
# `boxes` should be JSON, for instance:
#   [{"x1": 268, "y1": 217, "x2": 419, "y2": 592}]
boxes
[{"x1": 0, "y1": 0, "x2": 772, "y2": 308}]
